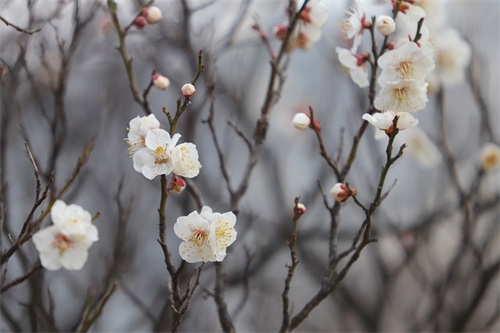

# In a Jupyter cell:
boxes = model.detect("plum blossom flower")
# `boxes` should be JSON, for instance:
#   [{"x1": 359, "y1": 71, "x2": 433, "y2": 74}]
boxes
[
  {"x1": 341, "y1": 0, "x2": 369, "y2": 51},
  {"x1": 133, "y1": 129, "x2": 181, "y2": 180},
  {"x1": 479, "y1": 143, "x2": 500, "y2": 172},
  {"x1": 297, "y1": 0, "x2": 328, "y2": 45},
  {"x1": 32, "y1": 200, "x2": 98, "y2": 271},
  {"x1": 374, "y1": 79, "x2": 428, "y2": 113},
  {"x1": 171, "y1": 143, "x2": 202, "y2": 178},
  {"x1": 362, "y1": 111, "x2": 418, "y2": 134},
  {"x1": 126, "y1": 114, "x2": 161, "y2": 154},
  {"x1": 377, "y1": 41, "x2": 435, "y2": 84},
  {"x1": 174, "y1": 206, "x2": 237, "y2": 263},
  {"x1": 336, "y1": 47, "x2": 369, "y2": 88}
]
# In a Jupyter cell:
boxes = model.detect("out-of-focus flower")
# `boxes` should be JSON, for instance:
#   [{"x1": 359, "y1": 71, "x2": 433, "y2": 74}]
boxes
[
  {"x1": 142, "y1": 6, "x2": 162, "y2": 24},
  {"x1": 298, "y1": 0, "x2": 328, "y2": 44},
  {"x1": 126, "y1": 114, "x2": 161, "y2": 154},
  {"x1": 396, "y1": 127, "x2": 442, "y2": 167},
  {"x1": 292, "y1": 113, "x2": 311, "y2": 130},
  {"x1": 479, "y1": 143, "x2": 500, "y2": 172},
  {"x1": 134, "y1": 16, "x2": 147, "y2": 29},
  {"x1": 32, "y1": 200, "x2": 98, "y2": 271},
  {"x1": 413, "y1": 0, "x2": 446, "y2": 30},
  {"x1": 330, "y1": 183, "x2": 356, "y2": 203},
  {"x1": 273, "y1": 24, "x2": 288, "y2": 40},
  {"x1": 153, "y1": 73, "x2": 170, "y2": 90},
  {"x1": 133, "y1": 129, "x2": 181, "y2": 180},
  {"x1": 341, "y1": 0, "x2": 369, "y2": 51},
  {"x1": 174, "y1": 206, "x2": 237, "y2": 263},
  {"x1": 169, "y1": 174, "x2": 187, "y2": 193},
  {"x1": 374, "y1": 79, "x2": 428, "y2": 113},
  {"x1": 377, "y1": 41, "x2": 435, "y2": 84},
  {"x1": 171, "y1": 143, "x2": 202, "y2": 178},
  {"x1": 362, "y1": 111, "x2": 418, "y2": 134},
  {"x1": 336, "y1": 47, "x2": 369, "y2": 88},
  {"x1": 181, "y1": 83, "x2": 195, "y2": 98},
  {"x1": 431, "y1": 28, "x2": 471, "y2": 87},
  {"x1": 294, "y1": 203, "x2": 306, "y2": 216},
  {"x1": 375, "y1": 15, "x2": 396, "y2": 36}
]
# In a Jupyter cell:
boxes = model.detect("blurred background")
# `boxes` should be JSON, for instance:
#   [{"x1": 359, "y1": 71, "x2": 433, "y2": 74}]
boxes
[{"x1": 1, "y1": 0, "x2": 498, "y2": 331}]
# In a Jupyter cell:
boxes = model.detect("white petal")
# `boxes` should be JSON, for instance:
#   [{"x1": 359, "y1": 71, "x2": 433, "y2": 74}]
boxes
[
  {"x1": 350, "y1": 67, "x2": 369, "y2": 88},
  {"x1": 133, "y1": 148, "x2": 154, "y2": 172},
  {"x1": 145, "y1": 129, "x2": 171, "y2": 149}
]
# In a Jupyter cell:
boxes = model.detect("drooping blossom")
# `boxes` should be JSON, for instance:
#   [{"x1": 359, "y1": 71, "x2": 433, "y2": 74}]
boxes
[
  {"x1": 32, "y1": 200, "x2": 98, "y2": 271},
  {"x1": 479, "y1": 143, "x2": 500, "y2": 172},
  {"x1": 336, "y1": 47, "x2": 369, "y2": 88},
  {"x1": 374, "y1": 79, "x2": 428, "y2": 113},
  {"x1": 174, "y1": 206, "x2": 237, "y2": 263},
  {"x1": 362, "y1": 111, "x2": 418, "y2": 134},
  {"x1": 341, "y1": 0, "x2": 369, "y2": 51},
  {"x1": 126, "y1": 114, "x2": 161, "y2": 154}
]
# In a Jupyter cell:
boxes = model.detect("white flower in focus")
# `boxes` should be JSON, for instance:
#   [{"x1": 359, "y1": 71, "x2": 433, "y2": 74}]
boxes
[
  {"x1": 142, "y1": 6, "x2": 162, "y2": 24},
  {"x1": 396, "y1": 127, "x2": 441, "y2": 167},
  {"x1": 374, "y1": 79, "x2": 428, "y2": 113},
  {"x1": 336, "y1": 47, "x2": 369, "y2": 88},
  {"x1": 375, "y1": 15, "x2": 396, "y2": 36},
  {"x1": 292, "y1": 113, "x2": 311, "y2": 130},
  {"x1": 433, "y1": 28, "x2": 471, "y2": 87},
  {"x1": 174, "y1": 206, "x2": 237, "y2": 263},
  {"x1": 378, "y1": 41, "x2": 435, "y2": 84},
  {"x1": 133, "y1": 129, "x2": 181, "y2": 180},
  {"x1": 362, "y1": 111, "x2": 418, "y2": 132},
  {"x1": 181, "y1": 83, "x2": 195, "y2": 98},
  {"x1": 479, "y1": 143, "x2": 500, "y2": 172},
  {"x1": 153, "y1": 73, "x2": 170, "y2": 90},
  {"x1": 126, "y1": 114, "x2": 161, "y2": 154},
  {"x1": 172, "y1": 143, "x2": 202, "y2": 178},
  {"x1": 341, "y1": 0, "x2": 368, "y2": 51},
  {"x1": 32, "y1": 200, "x2": 98, "y2": 271}
]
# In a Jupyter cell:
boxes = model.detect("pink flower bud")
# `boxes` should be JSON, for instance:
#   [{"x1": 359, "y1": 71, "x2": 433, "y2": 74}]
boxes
[
  {"x1": 294, "y1": 203, "x2": 306, "y2": 216},
  {"x1": 330, "y1": 183, "x2": 357, "y2": 203},
  {"x1": 292, "y1": 113, "x2": 310, "y2": 130},
  {"x1": 142, "y1": 6, "x2": 162, "y2": 24},
  {"x1": 134, "y1": 16, "x2": 147, "y2": 29},
  {"x1": 169, "y1": 175, "x2": 186, "y2": 193},
  {"x1": 181, "y1": 83, "x2": 195, "y2": 98},
  {"x1": 152, "y1": 73, "x2": 170, "y2": 90}
]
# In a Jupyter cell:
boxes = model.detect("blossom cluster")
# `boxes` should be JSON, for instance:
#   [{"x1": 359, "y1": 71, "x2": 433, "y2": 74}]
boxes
[
  {"x1": 126, "y1": 114, "x2": 202, "y2": 181},
  {"x1": 33, "y1": 200, "x2": 98, "y2": 271},
  {"x1": 273, "y1": 0, "x2": 328, "y2": 50}
]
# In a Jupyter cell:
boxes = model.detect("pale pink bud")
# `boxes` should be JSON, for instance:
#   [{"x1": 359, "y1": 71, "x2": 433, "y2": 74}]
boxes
[
  {"x1": 330, "y1": 183, "x2": 357, "y2": 203},
  {"x1": 152, "y1": 73, "x2": 170, "y2": 90},
  {"x1": 134, "y1": 16, "x2": 147, "y2": 29},
  {"x1": 294, "y1": 203, "x2": 306, "y2": 216},
  {"x1": 292, "y1": 113, "x2": 311, "y2": 130},
  {"x1": 181, "y1": 83, "x2": 195, "y2": 98},
  {"x1": 375, "y1": 15, "x2": 396, "y2": 36},
  {"x1": 273, "y1": 24, "x2": 288, "y2": 40},
  {"x1": 142, "y1": 6, "x2": 162, "y2": 24},
  {"x1": 169, "y1": 175, "x2": 186, "y2": 193}
]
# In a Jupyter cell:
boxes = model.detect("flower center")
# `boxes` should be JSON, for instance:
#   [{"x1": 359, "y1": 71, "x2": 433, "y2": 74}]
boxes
[
  {"x1": 190, "y1": 228, "x2": 209, "y2": 247},
  {"x1": 393, "y1": 86, "x2": 410, "y2": 103},
  {"x1": 396, "y1": 60, "x2": 415, "y2": 79},
  {"x1": 52, "y1": 233, "x2": 72, "y2": 255},
  {"x1": 154, "y1": 146, "x2": 170, "y2": 164},
  {"x1": 484, "y1": 154, "x2": 498, "y2": 168}
]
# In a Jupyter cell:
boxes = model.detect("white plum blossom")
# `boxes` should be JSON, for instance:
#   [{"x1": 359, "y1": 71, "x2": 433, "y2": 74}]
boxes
[
  {"x1": 395, "y1": 1, "x2": 426, "y2": 37},
  {"x1": 32, "y1": 200, "x2": 98, "y2": 271},
  {"x1": 377, "y1": 41, "x2": 435, "y2": 84},
  {"x1": 174, "y1": 206, "x2": 237, "y2": 263},
  {"x1": 126, "y1": 114, "x2": 161, "y2": 154},
  {"x1": 396, "y1": 127, "x2": 442, "y2": 167},
  {"x1": 375, "y1": 15, "x2": 396, "y2": 36},
  {"x1": 298, "y1": 0, "x2": 328, "y2": 42},
  {"x1": 374, "y1": 79, "x2": 428, "y2": 113},
  {"x1": 431, "y1": 28, "x2": 471, "y2": 87},
  {"x1": 171, "y1": 143, "x2": 202, "y2": 178},
  {"x1": 336, "y1": 47, "x2": 369, "y2": 88},
  {"x1": 479, "y1": 143, "x2": 500, "y2": 172},
  {"x1": 292, "y1": 113, "x2": 311, "y2": 130},
  {"x1": 362, "y1": 111, "x2": 418, "y2": 132},
  {"x1": 341, "y1": 0, "x2": 368, "y2": 51},
  {"x1": 413, "y1": 0, "x2": 446, "y2": 30},
  {"x1": 133, "y1": 129, "x2": 181, "y2": 180}
]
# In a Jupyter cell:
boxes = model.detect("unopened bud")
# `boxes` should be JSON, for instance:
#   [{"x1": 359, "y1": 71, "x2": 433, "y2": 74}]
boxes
[
  {"x1": 134, "y1": 16, "x2": 147, "y2": 29},
  {"x1": 480, "y1": 143, "x2": 500, "y2": 171},
  {"x1": 153, "y1": 73, "x2": 170, "y2": 90},
  {"x1": 294, "y1": 203, "x2": 306, "y2": 216},
  {"x1": 181, "y1": 83, "x2": 195, "y2": 98},
  {"x1": 142, "y1": 6, "x2": 162, "y2": 24},
  {"x1": 330, "y1": 183, "x2": 357, "y2": 203},
  {"x1": 292, "y1": 113, "x2": 311, "y2": 130},
  {"x1": 273, "y1": 24, "x2": 288, "y2": 40},
  {"x1": 375, "y1": 15, "x2": 396, "y2": 36},
  {"x1": 169, "y1": 175, "x2": 186, "y2": 193}
]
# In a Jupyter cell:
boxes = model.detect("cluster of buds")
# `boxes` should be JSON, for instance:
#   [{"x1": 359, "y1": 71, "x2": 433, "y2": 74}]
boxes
[
  {"x1": 134, "y1": 6, "x2": 162, "y2": 29},
  {"x1": 292, "y1": 112, "x2": 321, "y2": 131},
  {"x1": 330, "y1": 183, "x2": 357, "y2": 203}
]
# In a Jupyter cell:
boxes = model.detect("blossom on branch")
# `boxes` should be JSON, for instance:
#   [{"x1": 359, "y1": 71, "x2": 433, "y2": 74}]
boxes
[
  {"x1": 32, "y1": 200, "x2": 98, "y2": 271},
  {"x1": 330, "y1": 183, "x2": 357, "y2": 203},
  {"x1": 126, "y1": 114, "x2": 161, "y2": 154},
  {"x1": 174, "y1": 206, "x2": 237, "y2": 263},
  {"x1": 341, "y1": 0, "x2": 369, "y2": 51},
  {"x1": 292, "y1": 113, "x2": 311, "y2": 130},
  {"x1": 142, "y1": 6, "x2": 162, "y2": 25},
  {"x1": 336, "y1": 47, "x2": 369, "y2": 88},
  {"x1": 374, "y1": 79, "x2": 428, "y2": 113},
  {"x1": 362, "y1": 111, "x2": 418, "y2": 134},
  {"x1": 375, "y1": 15, "x2": 396, "y2": 36}
]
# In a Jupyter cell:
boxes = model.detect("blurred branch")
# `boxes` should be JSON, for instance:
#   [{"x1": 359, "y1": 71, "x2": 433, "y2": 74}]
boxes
[{"x1": 0, "y1": 16, "x2": 41, "y2": 34}]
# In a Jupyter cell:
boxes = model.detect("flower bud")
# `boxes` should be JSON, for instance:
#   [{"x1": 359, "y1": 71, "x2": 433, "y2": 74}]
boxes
[
  {"x1": 330, "y1": 183, "x2": 357, "y2": 203},
  {"x1": 294, "y1": 203, "x2": 306, "y2": 216},
  {"x1": 142, "y1": 6, "x2": 162, "y2": 24},
  {"x1": 181, "y1": 83, "x2": 195, "y2": 98},
  {"x1": 134, "y1": 16, "x2": 147, "y2": 29},
  {"x1": 169, "y1": 175, "x2": 186, "y2": 193},
  {"x1": 375, "y1": 15, "x2": 396, "y2": 36},
  {"x1": 479, "y1": 143, "x2": 500, "y2": 171},
  {"x1": 273, "y1": 24, "x2": 288, "y2": 40},
  {"x1": 152, "y1": 73, "x2": 170, "y2": 90},
  {"x1": 292, "y1": 113, "x2": 311, "y2": 130}
]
